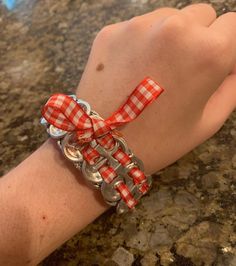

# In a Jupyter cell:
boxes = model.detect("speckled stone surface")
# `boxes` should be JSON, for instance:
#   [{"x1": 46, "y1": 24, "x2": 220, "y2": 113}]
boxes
[{"x1": 0, "y1": 0, "x2": 236, "y2": 265}]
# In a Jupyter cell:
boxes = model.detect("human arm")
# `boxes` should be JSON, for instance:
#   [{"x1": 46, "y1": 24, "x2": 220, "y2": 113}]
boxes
[{"x1": 0, "y1": 3, "x2": 236, "y2": 265}]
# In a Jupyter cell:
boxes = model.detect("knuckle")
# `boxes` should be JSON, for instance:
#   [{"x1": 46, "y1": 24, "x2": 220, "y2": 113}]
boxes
[
  {"x1": 187, "y1": 3, "x2": 216, "y2": 17},
  {"x1": 97, "y1": 25, "x2": 113, "y2": 38},
  {"x1": 202, "y1": 3, "x2": 217, "y2": 17},
  {"x1": 94, "y1": 24, "x2": 115, "y2": 44},
  {"x1": 156, "y1": 7, "x2": 178, "y2": 13},
  {"x1": 214, "y1": 35, "x2": 231, "y2": 55},
  {"x1": 202, "y1": 34, "x2": 230, "y2": 69},
  {"x1": 223, "y1": 11, "x2": 236, "y2": 20},
  {"x1": 125, "y1": 16, "x2": 142, "y2": 31},
  {"x1": 158, "y1": 15, "x2": 187, "y2": 39}
]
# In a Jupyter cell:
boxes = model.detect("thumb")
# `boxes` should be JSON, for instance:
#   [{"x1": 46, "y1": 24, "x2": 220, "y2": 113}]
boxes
[{"x1": 200, "y1": 72, "x2": 236, "y2": 136}]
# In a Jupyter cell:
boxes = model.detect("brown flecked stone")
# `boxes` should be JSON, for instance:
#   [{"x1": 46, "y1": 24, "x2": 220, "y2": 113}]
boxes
[{"x1": 0, "y1": 1, "x2": 235, "y2": 265}]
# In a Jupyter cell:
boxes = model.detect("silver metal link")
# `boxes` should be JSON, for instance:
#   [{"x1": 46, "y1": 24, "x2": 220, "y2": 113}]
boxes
[
  {"x1": 47, "y1": 125, "x2": 67, "y2": 139},
  {"x1": 116, "y1": 200, "x2": 130, "y2": 214},
  {"x1": 40, "y1": 117, "x2": 48, "y2": 126},
  {"x1": 41, "y1": 97, "x2": 152, "y2": 214},
  {"x1": 81, "y1": 160, "x2": 105, "y2": 189},
  {"x1": 101, "y1": 175, "x2": 123, "y2": 203},
  {"x1": 69, "y1": 95, "x2": 91, "y2": 115},
  {"x1": 61, "y1": 133, "x2": 84, "y2": 162}
]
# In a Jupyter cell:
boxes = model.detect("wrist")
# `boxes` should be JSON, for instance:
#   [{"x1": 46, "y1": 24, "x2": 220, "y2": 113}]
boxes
[
  {"x1": 42, "y1": 77, "x2": 162, "y2": 212},
  {"x1": 76, "y1": 80, "x2": 159, "y2": 174},
  {"x1": 0, "y1": 139, "x2": 110, "y2": 265}
]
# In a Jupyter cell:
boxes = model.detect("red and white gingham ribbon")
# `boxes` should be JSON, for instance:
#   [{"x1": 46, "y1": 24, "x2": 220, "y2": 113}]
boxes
[
  {"x1": 42, "y1": 77, "x2": 163, "y2": 146},
  {"x1": 42, "y1": 77, "x2": 164, "y2": 209}
]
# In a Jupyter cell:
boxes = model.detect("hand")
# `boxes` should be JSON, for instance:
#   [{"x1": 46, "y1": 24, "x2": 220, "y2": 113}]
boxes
[{"x1": 76, "y1": 4, "x2": 236, "y2": 174}]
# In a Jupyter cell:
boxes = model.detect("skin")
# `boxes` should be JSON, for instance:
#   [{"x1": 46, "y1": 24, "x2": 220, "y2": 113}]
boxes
[
  {"x1": 77, "y1": 4, "x2": 236, "y2": 173},
  {"x1": 0, "y1": 3, "x2": 236, "y2": 265}
]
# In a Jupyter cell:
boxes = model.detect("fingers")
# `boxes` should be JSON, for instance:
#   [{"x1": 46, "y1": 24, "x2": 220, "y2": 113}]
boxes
[
  {"x1": 210, "y1": 12, "x2": 236, "y2": 35},
  {"x1": 129, "y1": 4, "x2": 217, "y2": 29},
  {"x1": 180, "y1": 3, "x2": 217, "y2": 26},
  {"x1": 139, "y1": 7, "x2": 179, "y2": 23},
  {"x1": 140, "y1": 4, "x2": 216, "y2": 26},
  {"x1": 210, "y1": 12, "x2": 236, "y2": 73},
  {"x1": 201, "y1": 73, "x2": 236, "y2": 134}
]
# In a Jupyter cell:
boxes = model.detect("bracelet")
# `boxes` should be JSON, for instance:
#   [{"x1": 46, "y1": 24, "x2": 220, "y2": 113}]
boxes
[{"x1": 40, "y1": 77, "x2": 164, "y2": 214}]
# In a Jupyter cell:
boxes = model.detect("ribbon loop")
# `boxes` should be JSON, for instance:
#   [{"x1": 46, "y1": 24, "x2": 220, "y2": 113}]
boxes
[{"x1": 42, "y1": 94, "x2": 92, "y2": 132}]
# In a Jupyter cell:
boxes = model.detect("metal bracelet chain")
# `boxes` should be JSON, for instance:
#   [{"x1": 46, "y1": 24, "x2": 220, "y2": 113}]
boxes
[{"x1": 41, "y1": 95, "x2": 152, "y2": 214}]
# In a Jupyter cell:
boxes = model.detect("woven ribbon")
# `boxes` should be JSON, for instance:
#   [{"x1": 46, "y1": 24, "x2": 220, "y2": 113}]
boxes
[{"x1": 42, "y1": 77, "x2": 164, "y2": 209}]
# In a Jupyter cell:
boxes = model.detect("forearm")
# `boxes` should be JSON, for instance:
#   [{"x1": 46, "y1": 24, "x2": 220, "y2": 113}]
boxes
[
  {"x1": 0, "y1": 69, "x2": 159, "y2": 265},
  {"x1": 0, "y1": 139, "x2": 109, "y2": 265}
]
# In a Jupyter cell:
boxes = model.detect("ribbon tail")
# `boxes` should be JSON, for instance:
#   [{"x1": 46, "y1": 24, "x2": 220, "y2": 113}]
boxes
[{"x1": 105, "y1": 77, "x2": 164, "y2": 129}]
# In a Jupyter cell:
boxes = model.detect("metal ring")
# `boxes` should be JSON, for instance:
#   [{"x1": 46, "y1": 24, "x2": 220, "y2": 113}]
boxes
[
  {"x1": 47, "y1": 125, "x2": 67, "y2": 139},
  {"x1": 116, "y1": 199, "x2": 130, "y2": 214},
  {"x1": 101, "y1": 176, "x2": 123, "y2": 203},
  {"x1": 91, "y1": 156, "x2": 108, "y2": 171},
  {"x1": 94, "y1": 139, "x2": 120, "y2": 158},
  {"x1": 89, "y1": 113, "x2": 130, "y2": 155},
  {"x1": 128, "y1": 154, "x2": 145, "y2": 171},
  {"x1": 61, "y1": 133, "x2": 84, "y2": 162},
  {"x1": 131, "y1": 175, "x2": 153, "y2": 200},
  {"x1": 81, "y1": 160, "x2": 104, "y2": 188},
  {"x1": 112, "y1": 134, "x2": 130, "y2": 154},
  {"x1": 104, "y1": 199, "x2": 118, "y2": 206},
  {"x1": 40, "y1": 117, "x2": 48, "y2": 126},
  {"x1": 68, "y1": 95, "x2": 91, "y2": 115},
  {"x1": 76, "y1": 99, "x2": 91, "y2": 115}
]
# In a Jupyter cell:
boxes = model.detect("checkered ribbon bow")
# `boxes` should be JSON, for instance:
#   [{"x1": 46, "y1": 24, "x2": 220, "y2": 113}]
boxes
[
  {"x1": 42, "y1": 77, "x2": 164, "y2": 210},
  {"x1": 42, "y1": 77, "x2": 163, "y2": 145}
]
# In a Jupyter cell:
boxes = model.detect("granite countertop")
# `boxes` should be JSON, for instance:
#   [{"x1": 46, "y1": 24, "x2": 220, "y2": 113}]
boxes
[{"x1": 0, "y1": 0, "x2": 236, "y2": 265}]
